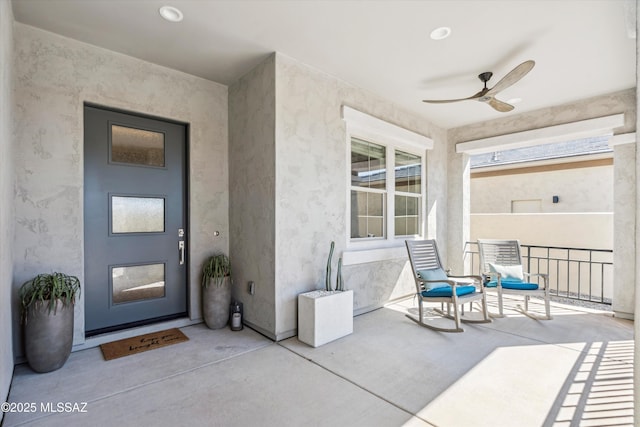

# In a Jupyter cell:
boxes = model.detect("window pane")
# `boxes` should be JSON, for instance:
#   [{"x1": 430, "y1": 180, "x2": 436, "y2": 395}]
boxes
[
  {"x1": 406, "y1": 196, "x2": 418, "y2": 215},
  {"x1": 112, "y1": 196, "x2": 165, "y2": 233},
  {"x1": 395, "y1": 217, "x2": 406, "y2": 236},
  {"x1": 112, "y1": 125, "x2": 165, "y2": 167},
  {"x1": 395, "y1": 195, "x2": 406, "y2": 216},
  {"x1": 395, "y1": 150, "x2": 421, "y2": 194},
  {"x1": 395, "y1": 194, "x2": 420, "y2": 236},
  {"x1": 406, "y1": 216, "x2": 419, "y2": 235},
  {"x1": 351, "y1": 190, "x2": 385, "y2": 239},
  {"x1": 112, "y1": 264, "x2": 165, "y2": 304},
  {"x1": 351, "y1": 138, "x2": 386, "y2": 189},
  {"x1": 368, "y1": 191, "x2": 384, "y2": 216}
]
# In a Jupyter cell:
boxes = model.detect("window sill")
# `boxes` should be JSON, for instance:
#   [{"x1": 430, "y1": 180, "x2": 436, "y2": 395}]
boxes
[{"x1": 342, "y1": 245, "x2": 408, "y2": 266}]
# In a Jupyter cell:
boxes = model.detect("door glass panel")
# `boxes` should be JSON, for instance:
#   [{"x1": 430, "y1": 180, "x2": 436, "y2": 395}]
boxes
[
  {"x1": 111, "y1": 196, "x2": 164, "y2": 233},
  {"x1": 112, "y1": 264, "x2": 165, "y2": 304},
  {"x1": 112, "y1": 196, "x2": 165, "y2": 233},
  {"x1": 111, "y1": 125, "x2": 165, "y2": 167}
]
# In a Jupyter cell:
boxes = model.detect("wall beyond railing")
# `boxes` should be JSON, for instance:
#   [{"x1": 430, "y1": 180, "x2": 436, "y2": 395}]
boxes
[
  {"x1": 471, "y1": 213, "x2": 612, "y2": 250},
  {"x1": 464, "y1": 242, "x2": 613, "y2": 305}
]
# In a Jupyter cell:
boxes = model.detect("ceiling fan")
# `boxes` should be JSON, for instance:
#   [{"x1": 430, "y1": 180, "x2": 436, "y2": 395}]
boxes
[{"x1": 422, "y1": 60, "x2": 535, "y2": 112}]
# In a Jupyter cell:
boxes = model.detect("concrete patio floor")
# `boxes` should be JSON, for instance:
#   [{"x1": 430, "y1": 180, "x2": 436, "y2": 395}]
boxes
[{"x1": 3, "y1": 296, "x2": 634, "y2": 427}]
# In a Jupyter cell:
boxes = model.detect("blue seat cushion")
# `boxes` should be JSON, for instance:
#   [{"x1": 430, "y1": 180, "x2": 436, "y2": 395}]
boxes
[
  {"x1": 485, "y1": 279, "x2": 539, "y2": 291},
  {"x1": 422, "y1": 285, "x2": 476, "y2": 298},
  {"x1": 417, "y1": 268, "x2": 450, "y2": 291}
]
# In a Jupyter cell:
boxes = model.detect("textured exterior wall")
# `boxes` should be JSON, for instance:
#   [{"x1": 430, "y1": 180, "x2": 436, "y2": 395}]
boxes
[
  {"x1": 0, "y1": 0, "x2": 14, "y2": 412},
  {"x1": 228, "y1": 55, "x2": 277, "y2": 338},
  {"x1": 447, "y1": 141, "x2": 470, "y2": 274},
  {"x1": 635, "y1": 1, "x2": 640, "y2": 418},
  {"x1": 228, "y1": 53, "x2": 446, "y2": 340},
  {"x1": 471, "y1": 164, "x2": 613, "y2": 213},
  {"x1": 274, "y1": 53, "x2": 446, "y2": 339},
  {"x1": 13, "y1": 24, "x2": 228, "y2": 353},
  {"x1": 613, "y1": 143, "x2": 635, "y2": 318}
]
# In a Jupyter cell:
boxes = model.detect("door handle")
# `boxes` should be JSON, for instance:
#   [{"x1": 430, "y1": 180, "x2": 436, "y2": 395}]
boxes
[{"x1": 178, "y1": 241, "x2": 185, "y2": 265}]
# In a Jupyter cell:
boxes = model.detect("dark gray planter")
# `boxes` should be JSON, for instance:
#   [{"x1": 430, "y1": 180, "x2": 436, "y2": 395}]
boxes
[
  {"x1": 24, "y1": 300, "x2": 74, "y2": 373},
  {"x1": 202, "y1": 276, "x2": 231, "y2": 329}
]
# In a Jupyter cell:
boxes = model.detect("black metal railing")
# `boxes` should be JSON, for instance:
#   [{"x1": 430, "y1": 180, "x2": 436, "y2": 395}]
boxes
[{"x1": 464, "y1": 242, "x2": 613, "y2": 305}]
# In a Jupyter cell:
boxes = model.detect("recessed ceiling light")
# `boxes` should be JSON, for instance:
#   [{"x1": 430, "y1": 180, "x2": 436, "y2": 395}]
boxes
[
  {"x1": 430, "y1": 27, "x2": 451, "y2": 41},
  {"x1": 506, "y1": 97, "x2": 522, "y2": 105},
  {"x1": 159, "y1": 6, "x2": 183, "y2": 22}
]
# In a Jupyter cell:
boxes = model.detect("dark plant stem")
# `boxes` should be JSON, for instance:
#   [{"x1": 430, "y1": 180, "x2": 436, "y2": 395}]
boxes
[{"x1": 326, "y1": 241, "x2": 335, "y2": 291}]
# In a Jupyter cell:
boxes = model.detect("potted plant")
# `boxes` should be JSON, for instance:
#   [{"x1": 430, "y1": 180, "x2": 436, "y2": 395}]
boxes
[
  {"x1": 19, "y1": 272, "x2": 81, "y2": 373},
  {"x1": 298, "y1": 241, "x2": 353, "y2": 347},
  {"x1": 201, "y1": 254, "x2": 232, "y2": 329}
]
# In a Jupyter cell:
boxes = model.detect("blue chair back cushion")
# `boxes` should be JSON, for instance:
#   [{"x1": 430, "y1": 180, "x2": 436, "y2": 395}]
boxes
[
  {"x1": 422, "y1": 285, "x2": 476, "y2": 298},
  {"x1": 417, "y1": 268, "x2": 450, "y2": 291},
  {"x1": 485, "y1": 279, "x2": 538, "y2": 291}
]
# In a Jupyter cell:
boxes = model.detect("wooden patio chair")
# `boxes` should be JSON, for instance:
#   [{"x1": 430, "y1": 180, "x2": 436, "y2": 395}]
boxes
[
  {"x1": 405, "y1": 239, "x2": 490, "y2": 332},
  {"x1": 477, "y1": 239, "x2": 552, "y2": 320}
]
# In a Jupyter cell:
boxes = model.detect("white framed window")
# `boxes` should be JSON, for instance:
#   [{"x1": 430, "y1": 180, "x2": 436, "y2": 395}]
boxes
[
  {"x1": 342, "y1": 106, "x2": 433, "y2": 256},
  {"x1": 349, "y1": 136, "x2": 424, "y2": 244}
]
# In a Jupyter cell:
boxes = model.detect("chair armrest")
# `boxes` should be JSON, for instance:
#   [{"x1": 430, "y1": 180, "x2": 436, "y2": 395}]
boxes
[
  {"x1": 523, "y1": 272, "x2": 549, "y2": 288},
  {"x1": 482, "y1": 271, "x2": 501, "y2": 280},
  {"x1": 524, "y1": 272, "x2": 548, "y2": 279}
]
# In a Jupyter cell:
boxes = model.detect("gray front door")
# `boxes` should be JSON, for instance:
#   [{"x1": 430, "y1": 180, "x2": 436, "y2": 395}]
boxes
[{"x1": 84, "y1": 105, "x2": 187, "y2": 335}]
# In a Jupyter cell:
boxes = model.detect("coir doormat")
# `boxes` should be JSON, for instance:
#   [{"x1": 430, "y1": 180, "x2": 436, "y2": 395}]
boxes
[{"x1": 100, "y1": 328, "x2": 189, "y2": 361}]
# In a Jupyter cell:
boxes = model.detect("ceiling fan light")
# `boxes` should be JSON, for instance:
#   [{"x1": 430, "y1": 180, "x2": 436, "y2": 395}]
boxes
[
  {"x1": 159, "y1": 6, "x2": 183, "y2": 22},
  {"x1": 430, "y1": 27, "x2": 451, "y2": 40}
]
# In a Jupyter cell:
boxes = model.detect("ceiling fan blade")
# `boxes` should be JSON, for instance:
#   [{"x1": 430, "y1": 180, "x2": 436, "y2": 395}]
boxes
[
  {"x1": 485, "y1": 60, "x2": 535, "y2": 96},
  {"x1": 423, "y1": 90, "x2": 486, "y2": 104},
  {"x1": 422, "y1": 98, "x2": 469, "y2": 104},
  {"x1": 486, "y1": 97, "x2": 514, "y2": 112}
]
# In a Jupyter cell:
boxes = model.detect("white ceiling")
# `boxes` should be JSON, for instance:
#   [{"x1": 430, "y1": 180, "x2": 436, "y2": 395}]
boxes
[{"x1": 11, "y1": 0, "x2": 637, "y2": 129}]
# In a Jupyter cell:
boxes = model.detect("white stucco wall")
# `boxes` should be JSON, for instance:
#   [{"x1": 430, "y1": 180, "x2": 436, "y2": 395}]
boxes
[
  {"x1": 613, "y1": 143, "x2": 636, "y2": 319},
  {"x1": 229, "y1": 53, "x2": 448, "y2": 340},
  {"x1": 0, "y1": 0, "x2": 15, "y2": 411},
  {"x1": 229, "y1": 54, "x2": 277, "y2": 338},
  {"x1": 447, "y1": 136, "x2": 471, "y2": 274},
  {"x1": 634, "y1": 1, "x2": 640, "y2": 417},
  {"x1": 12, "y1": 24, "x2": 228, "y2": 355},
  {"x1": 471, "y1": 164, "x2": 613, "y2": 213},
  {"x1": 274, "y1": 53, "x2": 447, "y2": 339}
]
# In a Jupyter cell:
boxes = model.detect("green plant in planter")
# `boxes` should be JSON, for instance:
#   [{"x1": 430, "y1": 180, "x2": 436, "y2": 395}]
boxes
[
  {"x1": 19, "y1": 272, "x2": 80, "y2": 373},
  {"x1": 202, "y1": 254, "x2": 232, "y2": 329},
  {"x1": 202, "y1": 254, "x2": 231, "y2": 288},
  {"x1": 19, "y1": 272, "x2": 81, "y2": 321}
]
